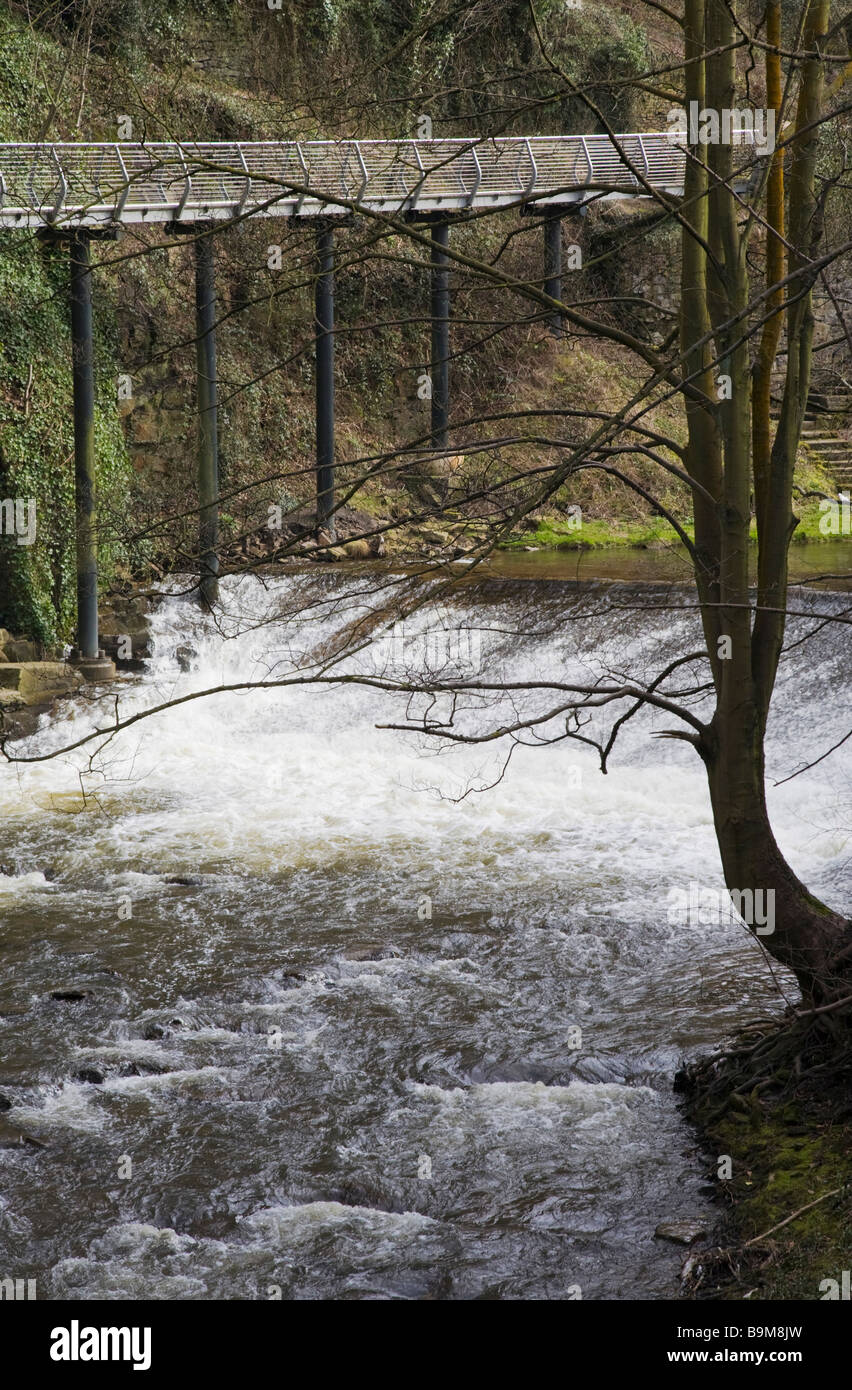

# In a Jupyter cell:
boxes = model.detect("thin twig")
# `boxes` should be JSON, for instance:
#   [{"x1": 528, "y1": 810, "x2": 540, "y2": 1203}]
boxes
[{"x1": 744, "y1": 1188, "x2": 843, "y2": 1248}]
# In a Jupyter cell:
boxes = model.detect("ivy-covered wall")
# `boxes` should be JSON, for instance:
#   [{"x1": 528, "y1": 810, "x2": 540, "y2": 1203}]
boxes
[
  {"x1": 0, "y1": 233, "x2": 131, "y2": 643},
  {"x1": 0, "y1": 12, "x2": 131, "y2": 644}
]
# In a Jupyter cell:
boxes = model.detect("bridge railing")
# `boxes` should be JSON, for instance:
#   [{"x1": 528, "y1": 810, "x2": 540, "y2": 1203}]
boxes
[{"x1": 0, "y1": 131, "x2": 747, "y2": 228}]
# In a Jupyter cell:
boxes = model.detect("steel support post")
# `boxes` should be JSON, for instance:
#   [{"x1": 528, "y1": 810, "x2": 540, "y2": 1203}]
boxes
[
  {"x1": 430, "y1": 221, "x2": 450, "y2": 450},
  {"x1": 69, "y1": 230, "x2": 99, "y2": 659},
  {"x1": 544, "y1": 213, "x2": 563, "y2": 335},
  {"x1": 315, "y1": 223, "x2": 336, "y2": 536},
  {"x1": 195, "y1": 232, "x2": 219, "y2": 606}
]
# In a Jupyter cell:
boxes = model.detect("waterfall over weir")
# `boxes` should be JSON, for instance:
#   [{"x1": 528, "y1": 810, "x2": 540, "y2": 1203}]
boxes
[{"x1": 0, "y1": 570, "x2": 848, "y2": 1299}]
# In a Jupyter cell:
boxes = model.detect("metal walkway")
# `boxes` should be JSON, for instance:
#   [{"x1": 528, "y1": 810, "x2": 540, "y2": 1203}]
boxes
[{"x1": 0, "y1": 133, "x2": 697, "y2": 228}]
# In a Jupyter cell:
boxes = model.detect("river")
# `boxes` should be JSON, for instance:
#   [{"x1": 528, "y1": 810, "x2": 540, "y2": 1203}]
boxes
[{"x1": 0, "y1": 552, "x2": 849, "y2": 1299}]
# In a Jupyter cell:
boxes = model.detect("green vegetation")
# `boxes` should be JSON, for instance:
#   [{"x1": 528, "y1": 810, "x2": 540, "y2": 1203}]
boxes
[
  {"x1": 685, "y1": 1071, "x2": 852, "y2": 1300},
  {"x1": 0, "y1": 234, "x2": 130, "y2": 642},
  {"x1": 0, "y1": 1, "x2": 847, "y2": 642},
  {"x1": 506, "y1": 491, "x2": 840, "y2": 551},
  {"x1": 0, "y1": 12, "x2": 131, "y2": 641}
]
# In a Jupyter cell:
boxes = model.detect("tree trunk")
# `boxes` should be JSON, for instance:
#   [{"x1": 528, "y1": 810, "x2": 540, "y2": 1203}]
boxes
[
  {"x1": 702, "y1": 707, "x2": 852, "y2": 1005},
  {"x1": 678, "y1": 0, "x2": 851, "y2": 1012}
]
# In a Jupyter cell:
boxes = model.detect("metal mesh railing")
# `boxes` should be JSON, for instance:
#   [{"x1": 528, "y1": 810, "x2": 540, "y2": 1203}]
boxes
[{"x1": 0, "y1": 131, "x2": 759, "y2": 228}]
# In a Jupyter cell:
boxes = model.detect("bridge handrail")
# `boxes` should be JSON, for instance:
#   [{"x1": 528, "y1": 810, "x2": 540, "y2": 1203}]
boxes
[{"x1": 0, "y1": 131, "x2": 762, "y2": 228}]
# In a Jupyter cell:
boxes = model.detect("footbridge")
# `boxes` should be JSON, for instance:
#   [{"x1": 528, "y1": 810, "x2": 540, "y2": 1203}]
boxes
[{"x1": 0, "y1": 132, "x2": 740, "y2": 668}]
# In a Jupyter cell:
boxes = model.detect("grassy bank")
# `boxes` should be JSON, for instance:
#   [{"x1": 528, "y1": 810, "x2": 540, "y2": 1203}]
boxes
[
  {"x1": 679, "y1": 1025, "x2": 852, "y2": 1301},
  {"x1": 502, "y1": 495, "x2": 843, "y2": 551}
]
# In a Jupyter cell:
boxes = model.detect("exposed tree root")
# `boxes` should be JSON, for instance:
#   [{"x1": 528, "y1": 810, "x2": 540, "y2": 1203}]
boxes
[{"x1": 675, "y1": 1004, "x2": 852, "y2": 1127}]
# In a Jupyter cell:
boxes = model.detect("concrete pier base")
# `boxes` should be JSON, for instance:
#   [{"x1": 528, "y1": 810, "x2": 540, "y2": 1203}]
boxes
[{"x1": 67, "y1": 653, "x2": 117, "y2": 681}]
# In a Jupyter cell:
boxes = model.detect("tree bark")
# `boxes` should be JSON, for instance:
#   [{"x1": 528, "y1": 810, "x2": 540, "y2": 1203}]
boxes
[
  {"x1": 701, "y1": 708, "x2": 852, "y2": 1004},
  {"x1": 680, "y1": 0, "x2": 851, "y2": 1009}
]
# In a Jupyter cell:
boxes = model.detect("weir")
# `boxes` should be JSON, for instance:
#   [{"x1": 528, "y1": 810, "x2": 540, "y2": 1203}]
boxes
[
  {"x1": 0, "y1": 131, "x2": 733, "y2": 658},
  {"x1": 6, "y1": 573, "x2": 845, "y2": 1300}
]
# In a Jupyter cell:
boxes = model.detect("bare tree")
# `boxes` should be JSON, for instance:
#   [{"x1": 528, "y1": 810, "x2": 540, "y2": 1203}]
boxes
[{"x1": 3, "y1": 0, "x2": 851, "y2": 1046}]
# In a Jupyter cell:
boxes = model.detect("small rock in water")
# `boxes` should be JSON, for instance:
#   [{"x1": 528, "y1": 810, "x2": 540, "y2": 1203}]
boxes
[
  {"x1": 143, "y1": 1016, "x2": 190, "y2": 1040},
  {"x1": 175, "y1": 644, "x2": 198, "y2": 672},
  {"x1": 0, "y1": 1115, "x2": 47, "y2": 1149},
  {"x1": 344, "y1": 945, "x2": 402, "y2": 962},
  {"x1": 0, "y1": 1092, "x2": 12, "y2": 1112},
  {"x1": 165, "y1": 874, "x2": 204, "y2": 887},
  {"x1": 121, "y1": 1059, "x2": 167, "y2": 1077},
  {"x1": 655, "y1": 1220, "x2": 707, "y2": 1245},
  {"x1": 76, "y1": 1067, "x2": 106, "y2": 1085},
  {"x1": 49, "y1": 988, "x2": 93, "y2": 1002}
]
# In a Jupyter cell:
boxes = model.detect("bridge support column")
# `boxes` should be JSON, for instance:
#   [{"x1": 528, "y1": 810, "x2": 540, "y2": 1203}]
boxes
[
  {"x1": 315, "y1": 223, "x2": 335, "y2": 537},
  {"x1": 430, "y1": 221, "x2": 450, "y2": 450},
  {"x1": 68, "y1": 230, "x2": 113, "y2": 677},
  {"x1": 544, "y1": 213, "x2": 562, "y2": 336},
  {"x1": 194, "y1": 231, "x2": 219, "y2": 607}
]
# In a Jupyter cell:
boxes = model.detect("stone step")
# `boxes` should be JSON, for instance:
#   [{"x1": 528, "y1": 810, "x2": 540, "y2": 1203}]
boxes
[
  {"x1": 772, "y1": 415, "x2": 844, "y2": 429},
  {"x1": 808, "y1": 394, "x2": 852, "y2": 409},
  {"x1": 772, "y1": 399, "x2": 852, "y2": 416},
  {"x1": 0, "y1": 662, "x2": 85, "y2": 706}
]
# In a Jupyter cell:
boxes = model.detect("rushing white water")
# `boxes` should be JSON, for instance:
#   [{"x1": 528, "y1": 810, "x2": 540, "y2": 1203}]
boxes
[{"x1": 0, "y1": 570, "x2": 848, "y2": 1299}]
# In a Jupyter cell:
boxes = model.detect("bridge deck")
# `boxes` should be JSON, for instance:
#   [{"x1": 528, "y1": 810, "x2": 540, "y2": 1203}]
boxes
[{"x1": 0, "y1": 133, "x2": 702, "y2": 229}]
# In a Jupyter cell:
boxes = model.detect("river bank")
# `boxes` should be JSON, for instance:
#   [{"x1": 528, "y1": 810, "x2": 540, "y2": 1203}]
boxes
[
  {"x1": 678, "y1": 1026, "x2": 852, "y2": 1301},
  {"x1": 502, "y1": 495, "x2": 849, "y2": 553}
]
